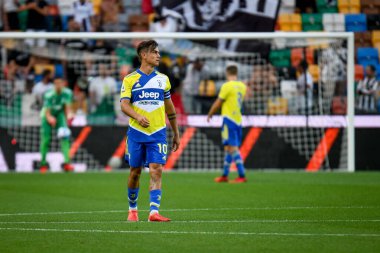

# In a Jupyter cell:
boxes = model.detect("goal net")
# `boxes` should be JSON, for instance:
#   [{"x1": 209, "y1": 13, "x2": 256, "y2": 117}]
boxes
[{"x1": 0, "y1": 32, "x2": 355, "y2": 172}]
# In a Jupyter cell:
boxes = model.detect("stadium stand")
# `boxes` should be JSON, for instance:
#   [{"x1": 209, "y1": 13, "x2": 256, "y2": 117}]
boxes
[
  {"x1": 338, "y1": 0, "x2": 361, "y2": 14},
  {"x1": 361, "y1": 0, "x2": 380, "y2": 14},
  {"x1": 316, "y1": 0, "x2": 338, "y2": 13},
  {"x1": 367, "y1": 14, "x2": 380, "y2": 30},
  {"x1": 355, "y1": 64, "x2": 365, "y2": 81},
  {"x1": 278, "y1": 13, "x2": 302, "y2": 31},
  {"x1": 302, "y1": 14, "x2": 323, "y2": 31},
  {"x1": 357, "y1": 47, "x2": 379, "y2": 65},
  {"x1": 1, "y1": 0, "x2": 380, "y2": 119},
  {"x1": 355, "y1": 31, "x2": 373, "y2": 48},
  {"x1": 279, "y1": 0, "x2": 296, "y2": 14},
  {"x1": 323, "y1": 13, "x2": 346, "y2": 32},
  {"x1": 345, "y1": 14, "x2": 367, "y2": 32}
]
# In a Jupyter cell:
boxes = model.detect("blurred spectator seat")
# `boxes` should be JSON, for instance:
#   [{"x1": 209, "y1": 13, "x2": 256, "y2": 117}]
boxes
[
  {"x1": 34, "y1": 64, "x2": 55, "y2": 76},
  {"x1": 280, "y1": 0, "x2": 296, "y2": 14},
  {"x1": 269, "y1": 49, "x2": 291, "y2": 68},
  {"x1": 375, "y1": 64, "x2": 380, "y2": 79},
  {"x1": 367, "y1": 15, "x2": 380, "y2": 30},
  {"x1": 355, "y1": 64, "x2": 364, "y2": 81},
  {"x1": 142, "y1": 0, "x2": 154, "y2": 14},
  {"x1": 372, "y1": 32, "x2": 380, "y2": 60},
  {"x1": 323, "y1": 13, "x2": 345, "y2": 31},
  {"x1": 295, "y1": 0, "x2": 317, "y2": 13},
  {"x1": 361, "y1": 0, "x2": 380, "y2": 14},
  {"x1": 338, "y1": 0, "x2": 361, "y2": 13},
  {"x1": 308, "y1": 65, "x2": 319, "y2": 83},
  {"x1": 317, "y1": 0, "x2": 338, "y2": 13},
  {"x1": 267, "y1": 97, "x2": 288, "y2": 115},
  {"x1": 355, "y1": 32, "x2": 373, "y2": 48},
  {"x1": 372, "y1": 31, "x2": 380, "y2": 46},
  {"x1": 92, "y1": 0, "x2": 102, "y2": 15},
  {"x1": 128, "y1": 14, "x2": 149, "y2": 31},
  {"x1": 357, "y1": 47, "x2": 379, "y2": 65},
  {"x1": 372, "y1": 31, "x2": 380, "y2": 57},
  {"x1": 278, "y1": 14, "x2": 302, "y2": 31},
  {"x1": 198, "y1": 80, "x2": 216, "y2": 97},
  {"x1": 291, "y1": 48, "x2": 314, "y2": 67},
  {"x1": 302, "y1": 14, "x2": 323, "y2": 31},
  {"x1": 54, "y1": 64, "x2": 64, "y2": 78},
  {"x1": 345, "y1": 14, "x2": 367, "y2": 32}
]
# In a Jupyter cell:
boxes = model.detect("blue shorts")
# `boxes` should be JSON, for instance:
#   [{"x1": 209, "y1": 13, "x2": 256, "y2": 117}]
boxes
[
  {"x1": 222, "y1": 124, "x2": 242, "y2": 147},
  {"x1": 126, "y1": 138, "x2": 168, "y2": 168}
]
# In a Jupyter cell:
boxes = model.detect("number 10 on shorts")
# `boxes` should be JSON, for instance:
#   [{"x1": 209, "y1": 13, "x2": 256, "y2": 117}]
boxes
[{"x1": 157, "y1": 143, "x2": 168, "y2": 154}]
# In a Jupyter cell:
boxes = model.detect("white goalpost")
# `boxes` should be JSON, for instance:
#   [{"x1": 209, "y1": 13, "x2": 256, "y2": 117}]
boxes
[{"x1": 0, "y1": 32, "x2": 355, "y2": 172}]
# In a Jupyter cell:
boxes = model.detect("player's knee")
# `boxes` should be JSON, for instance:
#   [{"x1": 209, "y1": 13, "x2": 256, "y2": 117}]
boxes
[
  {"x1": 225, "y1": 146, "x2": 237, "y2": 154},
  {"x1": 149, "y1": 164, "x2": 162, "y2": 175},
  {"x1": 130, "y1": 167, "x2": 142, "y2": 180}
]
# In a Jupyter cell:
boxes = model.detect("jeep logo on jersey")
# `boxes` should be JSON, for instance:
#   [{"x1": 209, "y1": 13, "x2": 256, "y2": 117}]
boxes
[{"x1": 138, "y1": 91, "x2": 160, "y2": 99}]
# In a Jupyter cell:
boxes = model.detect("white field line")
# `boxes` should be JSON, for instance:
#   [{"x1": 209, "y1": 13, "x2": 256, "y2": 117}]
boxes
[
  {"x1": 0, "y1": 227, "x2": 379, "y2": 237},
  {"x1": 0, "y1": 206, "x2": 379, "y2": 217},
  {"x1": 0, "y1": 219, "x2": 380, "y2": 224}
]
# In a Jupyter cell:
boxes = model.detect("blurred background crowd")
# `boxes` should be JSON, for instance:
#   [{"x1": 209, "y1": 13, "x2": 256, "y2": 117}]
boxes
[{"x1": 0, "y1": 0, "x2": 380, "y2": 125}]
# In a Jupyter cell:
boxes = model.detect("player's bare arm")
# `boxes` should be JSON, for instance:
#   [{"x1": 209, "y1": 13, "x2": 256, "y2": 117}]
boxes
[
  {"x1": 207, "y1": 98, "x2": 224, "y2": 122},
  {"x1": 120, "y1": 99, "x2": 150, "y2": 128},
  {"x1": 164, "y1": 98, "x2": 180, "y2": 152},
  {"x1": 64, "y1": 103, "x2": 74, "y2": 125},
  {"x1": 45, "y1": 108, "x2": 56, "y2": 127}
]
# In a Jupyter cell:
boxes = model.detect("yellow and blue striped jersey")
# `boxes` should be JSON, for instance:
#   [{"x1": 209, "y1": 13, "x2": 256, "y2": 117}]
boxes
[
  {"x1": 120, "y1": 69, "x2": 171, "y2": 142},
  {"x1": 218, "y1": 80, "x2": 247, "y2": 127}
]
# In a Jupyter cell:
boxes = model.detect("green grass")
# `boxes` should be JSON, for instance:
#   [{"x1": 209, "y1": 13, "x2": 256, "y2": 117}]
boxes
[{"x1": 0, "y1": 171, "x2": 380, "y2": 253}]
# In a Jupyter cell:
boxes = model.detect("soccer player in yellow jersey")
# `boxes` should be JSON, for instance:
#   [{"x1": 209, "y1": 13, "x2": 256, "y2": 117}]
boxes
[
  {"x1": 207, "y1": 65, "x2": 247, "y2": 183},
  {"x1": 120, "y1": 40, "x2": 180, "y2": 222}
]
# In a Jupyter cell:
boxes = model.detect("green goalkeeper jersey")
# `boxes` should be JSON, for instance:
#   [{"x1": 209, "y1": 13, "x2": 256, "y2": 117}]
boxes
[{"x1": 40, "y1": 88, "x2": 73, "y2": 118}]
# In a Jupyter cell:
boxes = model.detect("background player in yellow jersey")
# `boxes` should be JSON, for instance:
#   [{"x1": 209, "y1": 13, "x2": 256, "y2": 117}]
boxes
[
  {"x1": 207, "y1": 65, "x2": 247, "y2": 183},
  {"x1": 120, "y1": 40, "x2": 180, "y2": 222}
]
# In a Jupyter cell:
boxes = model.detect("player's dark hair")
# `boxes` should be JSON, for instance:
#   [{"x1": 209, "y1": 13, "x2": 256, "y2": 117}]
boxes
[
  {"x1": 226, "y1": 65, "x2": 238, "y2": 76},
  {"x1": 367, "y1": 64, "x2": 376, "y2": 73},
  {"x1": 136, "y1": 40, "x2": 158, "y2": 62},
  {"x1": 42, "y1": 69, "x2": 52, "y2": 78}
]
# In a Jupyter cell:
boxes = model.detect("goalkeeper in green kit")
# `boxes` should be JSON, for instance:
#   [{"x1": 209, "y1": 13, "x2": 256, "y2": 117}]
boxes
[{"x1": 39, "y1": 77, "x2": 74, "y2": 173}]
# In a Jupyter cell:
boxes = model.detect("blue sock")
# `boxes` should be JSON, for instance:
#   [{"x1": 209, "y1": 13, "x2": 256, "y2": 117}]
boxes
[
  {"x1": 223, "y1": 152, "x2": 232, "y2": 177},
  {"x1": 150, "y1": 189, "x2": 161, "y2": 214},
  {"x1": 127, "y1": 188, "x2": 139, "y2": 210},
  {"x1": 232, "y1": 150, "x2": 245, "y2": 178}
]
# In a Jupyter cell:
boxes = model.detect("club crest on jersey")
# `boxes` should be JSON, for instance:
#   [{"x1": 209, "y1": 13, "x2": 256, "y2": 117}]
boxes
[{"x1": 158, "y1": 80, "x2": 163, "y2": 88}]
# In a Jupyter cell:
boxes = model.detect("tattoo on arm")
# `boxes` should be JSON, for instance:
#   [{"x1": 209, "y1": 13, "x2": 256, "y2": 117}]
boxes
[{"x1": 167, "y1": 113, "x2": 176, "y2": 121}]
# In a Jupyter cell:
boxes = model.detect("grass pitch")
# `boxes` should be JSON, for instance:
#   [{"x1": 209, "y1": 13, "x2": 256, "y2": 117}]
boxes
[{"x1": 0, "y1": 171, "x2": 380, "y2": 253}]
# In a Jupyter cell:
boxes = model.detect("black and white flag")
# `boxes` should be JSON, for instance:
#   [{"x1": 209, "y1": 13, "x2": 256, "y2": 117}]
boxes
[{"x1": 158, "y1": 0, "x2": 281, "y2": 53}]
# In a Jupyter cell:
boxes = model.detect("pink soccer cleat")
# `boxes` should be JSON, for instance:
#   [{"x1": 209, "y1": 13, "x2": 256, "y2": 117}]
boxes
[
  {"x1": 214, "y1": 176, "x2": 229, "y2": 183},
  {"x1": 148, "y1": 213, "x2": 171, "y2": 222},
  {"x1": 127, "y1": 210, "x2": 139, "y2": 222},
  {"x1": 229, "y1": 177, "x2": 247, "y2": 183}
]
